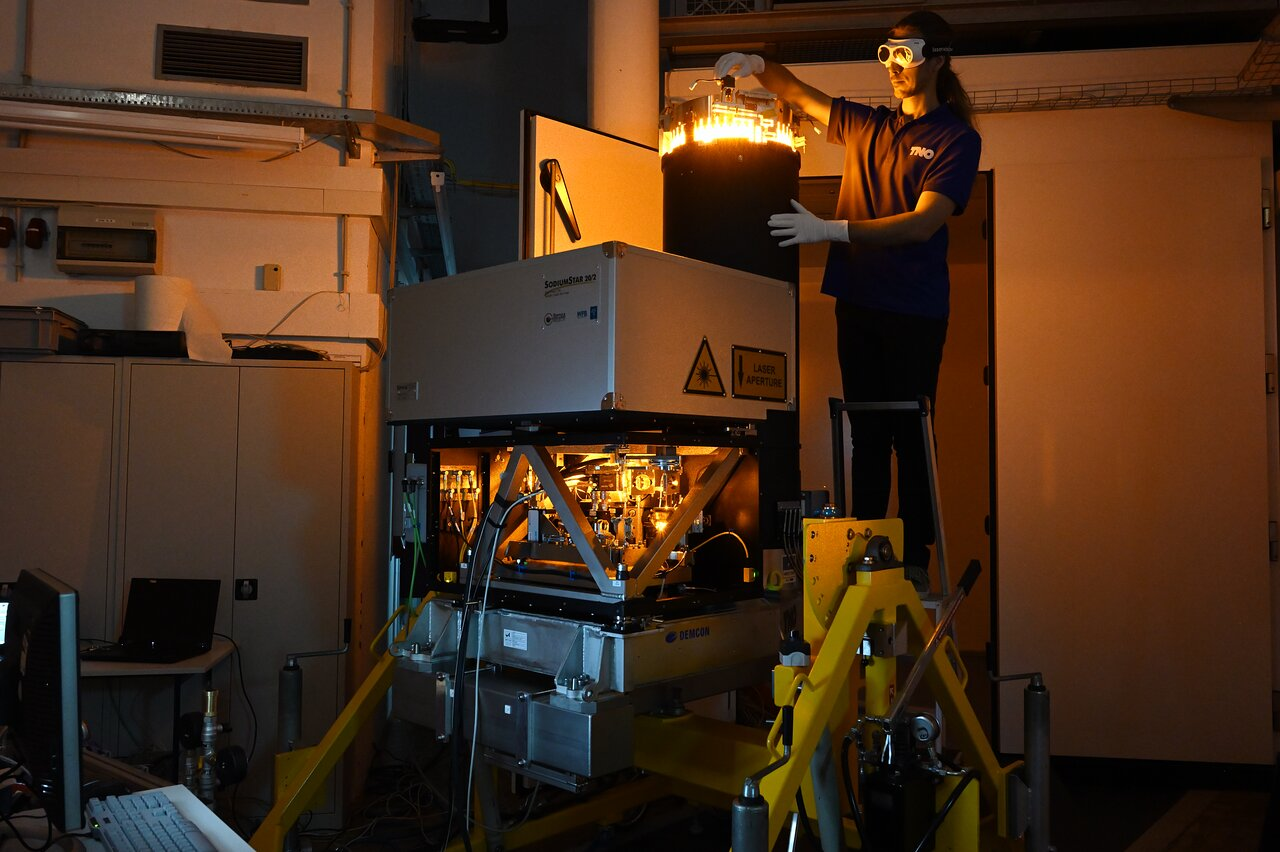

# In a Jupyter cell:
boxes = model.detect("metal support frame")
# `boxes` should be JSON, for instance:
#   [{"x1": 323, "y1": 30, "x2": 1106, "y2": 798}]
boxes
[
  {"x1": 759, "y1": 564, "x2": 1017, "y2": 848},
  {"x1": 429, "y1": 169, "x2": 458, "y2": 276},
  {"x1": 473, "y1": 444, "x2": 744, "y2": 600},
  {"x1": 519, "y1": 445, "x2": 618, "y2": 593},
  {"x1": 625, "y1": 446, "x2": 743, "y2": 589},
  {"x1": 829, "y1": 397, "x2": 952, "y2": 596},
  {"x1": 631, "y1": 557, "x2": 1025, "y2": 851},
  {"x1": 251, "y1": 546, "x2": 1033, "y2": 852}
]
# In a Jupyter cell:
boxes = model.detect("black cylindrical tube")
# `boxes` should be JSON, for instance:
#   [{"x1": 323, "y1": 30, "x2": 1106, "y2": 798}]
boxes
[
  {"x1": 662, "y1": 139, "x2": 800, "y2": 283},
  {"x1": 279, "y1": 661, "x2": 303, "y2": 751},
  {"x1": 730, "y1": 792, "x2": 770, "y2": 852},
  {"x1": 1024, "y1": 674, "x2": 1051, "y2": 852}
]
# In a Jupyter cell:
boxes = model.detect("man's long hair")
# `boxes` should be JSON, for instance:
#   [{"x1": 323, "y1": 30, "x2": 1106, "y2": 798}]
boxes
[{"x1": 894, "y1": 10, "x2": 976, "y2": 128}]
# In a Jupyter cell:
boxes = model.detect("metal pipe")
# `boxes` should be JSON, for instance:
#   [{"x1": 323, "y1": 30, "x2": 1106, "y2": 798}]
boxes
[
  {"x1": 336, "y1": 214, "x2": 348, "y2": 293},
  {"x1": 335, "y1": 1, "x2": 354, "y2": 294},
  {"x1": 733, "y1": 704, "x2": 794, "y2": 852},
  {"x1": 1024, "y1": 674, "x2": 1051, "y2": 852},
  {"x1": 884, "y1": 559, "x2": 981, "y2": 729},
  {"x1": 808, "y1": 727, "x2": 844, "y2": 851},
  {"x1": 587, "y1": 0, "x2": 659, "y2": 146},
  {"x1": 340, "y1": 0, "x2": 353, "y2": 110},
  {"x1": 731, "y1": 791, "x2": 770, "y2": 852},
  {"x1": 279, "y1": 661, "x2": 303, "y2": 752},
  {"x1": 389, "y1": 161, "x2": 401, "y2": 286},
  {"x1": 13, "y1": 204, "x2": 26, "y2": 282},
  {"x1": 21, "y1": 0, "x2": 34, "y2": 85},
  {"x1": 828, "y1": 397, "x2": 847, "y2": 517},
  {"x1": 917, "y1": 397, "x2": 951, "y2": 595},
  {"x1": 278, "y1": 662, "x2": 303, "y2": 852},
  {"x1": 431, "y1": 169, "x2": 457, "y2": 276}
]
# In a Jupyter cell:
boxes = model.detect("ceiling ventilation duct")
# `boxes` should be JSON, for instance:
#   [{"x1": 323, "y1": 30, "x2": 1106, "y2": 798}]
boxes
[{"x1": 156, "y1": 25, "x2": 307, "y2": 90}]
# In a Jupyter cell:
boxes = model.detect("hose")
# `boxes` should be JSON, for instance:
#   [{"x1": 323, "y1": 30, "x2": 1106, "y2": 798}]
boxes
[
  {"x1": 840, "y1": 732, "x2": 871, "y2": 851},
  {"x1": 909, "y1": 771, "x2": 977, "y2": 852}
]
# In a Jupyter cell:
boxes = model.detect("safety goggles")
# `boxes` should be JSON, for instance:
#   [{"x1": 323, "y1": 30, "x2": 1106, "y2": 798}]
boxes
[{"x1": 877, "y1": 37, "x2": 949, "y2": 69}]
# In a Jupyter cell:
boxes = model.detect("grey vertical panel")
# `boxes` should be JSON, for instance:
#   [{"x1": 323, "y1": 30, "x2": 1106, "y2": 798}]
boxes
[
  {"x1": 120, "y1": 363, "x2": 239, "y2": 758},
  {"x1": 233, "y1": 364, "x2": 348, "y2": 818},
  {"x1": 0, "y1": 359, "x2": 119, "y2": 748},
  {"x1": 0, "y1": 360, "x2": 118, "y2": 641},
  {"x1": 122, "y1": 363, "x2": 238, "y2": 634}
]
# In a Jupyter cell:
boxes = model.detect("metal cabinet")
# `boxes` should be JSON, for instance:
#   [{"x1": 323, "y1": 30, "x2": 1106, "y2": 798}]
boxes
[
  {"x1": 119, "y1": 360, "x2": 352, "y2": 816},
  {"x1": 0, "y1": 356, "x2": 353, "y2": 821},
  {"x1": 0, "y1": 359, "x2": 120, "y2": 642}
]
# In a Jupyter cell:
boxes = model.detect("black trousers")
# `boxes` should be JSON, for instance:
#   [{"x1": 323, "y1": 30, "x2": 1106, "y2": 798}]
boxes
[{"x1": 835, "y1": 300, "x2": 948, "y2": 570}]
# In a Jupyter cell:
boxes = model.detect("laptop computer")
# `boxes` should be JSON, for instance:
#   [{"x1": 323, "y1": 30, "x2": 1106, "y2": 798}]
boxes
[{"x1": 81, "y1": 578, "x2": 220, "y2": 665}]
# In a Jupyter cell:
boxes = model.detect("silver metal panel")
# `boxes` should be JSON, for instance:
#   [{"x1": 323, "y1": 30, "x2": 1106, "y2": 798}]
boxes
[
  {"x1": 528, "y1": 698, "x2": 634, "y2": 778},
  {"x1": 402, "y1": 598, "x2": 778, "y2": 692},
  {"x1": 387, "y1": 242, "x2": 796, "y2": 423},
  {"x1": 474, "y1": 610, "x2": 586, "y2": 675},
  {"x1": 614, "y1": 599, "x2": 779, "y2": 691},
  {"x1": 464, "y1": 673, "x2": 544, "y2": 761},
  {"x1": 390, "y1": 660, "x2": 448, "y2": 733},
  {"x1": 466, "y1": 600, "x2": 778, "y2": 693},
  {"x1": 390, "y1": 660, "x2": 634, "y2": 782}
]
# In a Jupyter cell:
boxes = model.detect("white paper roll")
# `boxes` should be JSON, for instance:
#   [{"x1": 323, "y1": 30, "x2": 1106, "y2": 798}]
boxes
[
  {"x1": 134, "y1": 275, "x2": 194, "y2": 331},
  {"x1": 133, "y1": 275, "x2": 232, "y2": 362}
]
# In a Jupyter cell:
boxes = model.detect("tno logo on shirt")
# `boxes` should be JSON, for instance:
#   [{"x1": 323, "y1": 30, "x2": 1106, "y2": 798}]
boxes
[{"x1": 909, "y1": 145, "x2": 936, "y2": 159}]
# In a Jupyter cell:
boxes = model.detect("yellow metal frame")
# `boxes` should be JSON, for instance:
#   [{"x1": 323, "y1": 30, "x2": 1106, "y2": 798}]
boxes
[
  {"x1": 759, "y1": 562, "x2": 1018, "y2": 848},
  {"x1": 250, "y1": 598, "x2": 432, "y2": 851},
  {"x1": 251, "y1": 519, "x2": 1020, "y2": 852},
  {"x1": 636, "y1": 518, "x2": 1021, "y2": 850}
]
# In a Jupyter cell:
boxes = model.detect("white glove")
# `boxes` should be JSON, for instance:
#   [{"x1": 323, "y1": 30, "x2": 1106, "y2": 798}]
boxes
[
  {"x1": 715, "y1": 52, "x2": 765, "y2": 79},
  {"x1": 768, "y1": 200, "x2": 849, "y2": 247}
]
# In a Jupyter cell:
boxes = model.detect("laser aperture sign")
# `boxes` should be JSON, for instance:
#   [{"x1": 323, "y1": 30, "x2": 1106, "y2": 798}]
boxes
[{"x1": 732, "y1": 346, "x2": 787, "y2": 402}]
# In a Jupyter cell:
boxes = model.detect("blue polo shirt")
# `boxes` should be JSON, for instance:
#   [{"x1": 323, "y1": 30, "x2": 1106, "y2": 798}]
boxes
[{"x1": 822, "y1": 99, "x2": 981, "y2": 319}]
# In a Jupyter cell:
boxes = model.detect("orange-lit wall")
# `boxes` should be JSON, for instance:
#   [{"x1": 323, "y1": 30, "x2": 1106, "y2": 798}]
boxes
[{"x1": 673, "y1": 42, "x2": 1277, "y2": 762}]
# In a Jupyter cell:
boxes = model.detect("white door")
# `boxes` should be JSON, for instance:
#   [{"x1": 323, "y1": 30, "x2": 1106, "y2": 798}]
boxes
[{"x1": 994, "y1": 154, "x2": 1273, "y2": 763}]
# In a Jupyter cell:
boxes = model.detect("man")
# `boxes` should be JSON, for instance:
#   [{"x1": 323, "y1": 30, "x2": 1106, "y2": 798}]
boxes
[{"x1": 717, "y1": 11, "x2": 981, "y2": 586}]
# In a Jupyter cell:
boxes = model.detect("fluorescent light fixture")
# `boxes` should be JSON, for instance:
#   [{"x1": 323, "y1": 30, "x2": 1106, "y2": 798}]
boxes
[{"x1": 0, "y1": 99, "x2": 305, "y2": 151}]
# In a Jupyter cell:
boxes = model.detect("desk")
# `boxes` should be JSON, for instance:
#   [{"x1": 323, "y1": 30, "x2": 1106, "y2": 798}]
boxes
[{"x1": 80, "y1": 638, "x2": 235, "y2": 780}]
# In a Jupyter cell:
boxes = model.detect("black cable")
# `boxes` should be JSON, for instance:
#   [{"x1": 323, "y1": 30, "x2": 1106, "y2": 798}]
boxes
[
  {"x1": 442, "y1": 596, "x2": 474, "y2": 852},
  {"x1": 445, "y1": 483, "x2": 504, "y2": 849},
  {"x1": 909, "y1": 771, "x2": 977, "y2": 852},
  {"x1": 214, "y1": 631, "x2": 258, "y2": 839},
  {"x1": 213, "y1": 632, "x2": 258, "y2": 767},
  {"x1": 441, "y1": 488, "x2": 541, "y2": 852},
  {"x1": 443, "y1": 489, "x2": 533, "y2": 852},
  {"x1": 794, "y1": 789, "x2": 822, "y2": 848},
  {"x1": 0, "y1": 808, "x2": 53, "y2": 852},
  {"x1": 840, "y1": 732, "x2": 871, "y2": 851}
]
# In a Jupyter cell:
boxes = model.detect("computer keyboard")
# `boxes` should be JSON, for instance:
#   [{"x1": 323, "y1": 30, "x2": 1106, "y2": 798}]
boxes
[{"x1": 86, "y1": 789, "x2": 217, "y2": 852}]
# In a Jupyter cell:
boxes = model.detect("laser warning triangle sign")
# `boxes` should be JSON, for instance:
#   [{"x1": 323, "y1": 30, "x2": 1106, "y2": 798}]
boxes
[{"x1": 684, "y1": 337, "x2": 725, "y2": 396}]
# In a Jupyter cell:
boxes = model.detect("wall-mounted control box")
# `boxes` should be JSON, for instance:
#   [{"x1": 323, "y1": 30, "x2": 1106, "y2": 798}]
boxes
[{"x1": 56, "y1": 205, "x2": 161, "y2": 277}]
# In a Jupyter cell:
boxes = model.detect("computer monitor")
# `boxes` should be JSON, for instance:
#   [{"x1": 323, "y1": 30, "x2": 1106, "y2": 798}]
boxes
[{"x1": 0, "y1": 569, "x2": 83, "y2": 832}]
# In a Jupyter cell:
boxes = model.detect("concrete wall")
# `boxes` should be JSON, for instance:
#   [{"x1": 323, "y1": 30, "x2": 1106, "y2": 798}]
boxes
[
  {"x1": 0, "y1": 0, "x2": 399, "y2": 364},
  {"x1": 0, "y1": 0, "x2": 406, "y2": 815}
]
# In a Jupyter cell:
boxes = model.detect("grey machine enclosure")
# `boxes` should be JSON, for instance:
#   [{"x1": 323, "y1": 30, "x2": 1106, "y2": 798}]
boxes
[
  {"x1": 385, "y1": 242, "x2": 798, "y2": 793},
  {"x1": 387, "y1": 241, "x2": 796, "y2": 424}
]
